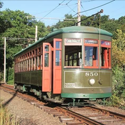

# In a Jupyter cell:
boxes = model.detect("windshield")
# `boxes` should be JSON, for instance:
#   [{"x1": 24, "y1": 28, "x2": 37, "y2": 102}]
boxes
[{"x1": 64, "y1": 39, "x2": 111, "y2": 69}]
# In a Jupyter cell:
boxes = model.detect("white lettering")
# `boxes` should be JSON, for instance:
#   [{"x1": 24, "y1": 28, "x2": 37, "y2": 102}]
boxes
[{"x1": 85, "y1": 72, "x2": 98, "y2": 76}]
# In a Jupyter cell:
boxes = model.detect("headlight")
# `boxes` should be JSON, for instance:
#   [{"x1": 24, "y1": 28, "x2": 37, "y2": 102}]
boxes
[{"x1": 89, "y1": 79, "x2": 95, "y2": 85}]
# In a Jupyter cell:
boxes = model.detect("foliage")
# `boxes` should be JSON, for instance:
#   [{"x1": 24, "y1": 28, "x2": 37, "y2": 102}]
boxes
[
  {"x1": 0, "y1": 2, "x2": 3, "y2": 8},
  {"x1": 112, "y1": 29, "x2": 125, "y2": 67},
  {"x1": 104, "y1": 29, "x2": 125, "y2": 108},
  {"x1": 6, "y1": 67, "x2": 14, "y2": 84},
  {"x1": 0, "y1": 9, "x2": 48, "y2": 76},
  {"x1": 112, "y1": 66, "x2": 125, "y2": 99},
  {"x1": 0, "y1": 6, "x2": 125, "y2": 108},
  {"x1": 103, "y1": 66, "x2": 125, "y2": 108},
  {"x1": 0, "y1": 71, "x2": 4, "y2": 82},
  {"x1": 51, "y1": 14, "x2": 76, "y2": 29}
]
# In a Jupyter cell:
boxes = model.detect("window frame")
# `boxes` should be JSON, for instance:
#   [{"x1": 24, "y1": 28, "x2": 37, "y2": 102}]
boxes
[
  {"x1": 64, "y1": 38, "x2": 82, "y2": 68},
  {"x1": 101, "y1": 40, "x2": 111, "y2": 69},
  {"x1": 84, "y1": 38, "x2": 99, "y2": 69}
]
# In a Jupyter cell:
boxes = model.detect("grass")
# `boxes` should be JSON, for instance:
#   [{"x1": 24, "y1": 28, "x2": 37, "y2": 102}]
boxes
[
  {"x1": 0, "y1": 105, "x2": 18, "y2": 125},
  {"x1": 7, "y1": 80, "x2": 14, "y2": 85}
]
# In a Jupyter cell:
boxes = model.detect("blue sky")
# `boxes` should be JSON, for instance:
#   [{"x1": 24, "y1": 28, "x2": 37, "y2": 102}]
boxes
[{"x1": 1, "y1": 0, "x2": 125, "y2": 26}]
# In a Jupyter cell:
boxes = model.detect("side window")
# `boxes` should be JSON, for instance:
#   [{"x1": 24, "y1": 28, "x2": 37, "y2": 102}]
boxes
[
  {"x1": 85, "y1": 47, "x2": 98, "y2": 67},
  {"x1": 84, "y1": 39, "x2": 99, "y2": 68},
  {"x1": 44, "y1": 45, "x2": 49, "y2": 67},
  {"x1": 55, "y1": 41, "x2": 61, "y2": 66},
  {"x1": 101, "y1": 41, "x2": 111, "y2": 69},
  {"x1": 64, "y1": 39, "x2": 82, "y2": 68},
  {"x1": 65, "y1": 46, "x2": 82, "y2": 67}
]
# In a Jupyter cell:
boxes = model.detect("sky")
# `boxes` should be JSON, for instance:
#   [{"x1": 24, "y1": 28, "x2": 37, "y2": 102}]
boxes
[{"x1": 0, "y1": 0, "x2": 125, "y2": 26}]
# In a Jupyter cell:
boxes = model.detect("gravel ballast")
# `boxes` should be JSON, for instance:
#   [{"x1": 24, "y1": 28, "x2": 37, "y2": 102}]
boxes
[
  {"x1": 0, "y1": 89, "x2": 125, "y2": 125},
  {"x1": 0, "y1": 89, "x2": 65, "y2": 125}
]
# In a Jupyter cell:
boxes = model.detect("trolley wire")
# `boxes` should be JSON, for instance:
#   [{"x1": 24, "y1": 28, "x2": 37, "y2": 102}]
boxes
[
  {"x1": 39, "y1": 0, "x2": 66, "y2": 20},
  {"x1": 75, "y1": 9, "x2": 103, "y2": 25},
  {"x1": 66, "y1": 0, "x2": 72, "y2": 5},
  {"x1": 73, "y1": 0, "x2": 115, "y2": 16},
  {"x1": 66, "y1": 4, "x2": 76, "y2": 13}
]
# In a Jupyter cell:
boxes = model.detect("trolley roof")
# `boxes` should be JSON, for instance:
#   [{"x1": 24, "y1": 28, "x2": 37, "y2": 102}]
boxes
[{"x1": 14, "y1": 26, "x2": 112, "y2": 57}]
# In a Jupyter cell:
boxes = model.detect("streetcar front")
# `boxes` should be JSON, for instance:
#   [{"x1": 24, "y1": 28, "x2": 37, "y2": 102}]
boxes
[{"x1": 61, "y1": 29, "x2": 112, "y2": 105}]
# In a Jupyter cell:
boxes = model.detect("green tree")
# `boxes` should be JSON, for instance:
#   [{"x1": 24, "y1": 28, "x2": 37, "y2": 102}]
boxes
[
  {"x1": 52, "y1": 14, "x2": 76, "y2": 29},
  {"x1": 0, "y1": 9, "x2": 48, "y2": 82},
  {"x1": 0, "y1": 2, "x2": 3, "y2": 8},
  {"x1": 112, "y1": 29, "x2": 125, "y2": 67}
]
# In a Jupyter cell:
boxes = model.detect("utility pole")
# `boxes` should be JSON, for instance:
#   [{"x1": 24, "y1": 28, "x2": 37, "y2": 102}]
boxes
[
  {"x1": 35, "y1": 25, "x2": 38, "y2": 42},
  {"x1": 77, "y1": 0, "x2": 81, "y2": 26},
  {"x1": 4, "y1": 37, "x2": 6, "y2": 83}
]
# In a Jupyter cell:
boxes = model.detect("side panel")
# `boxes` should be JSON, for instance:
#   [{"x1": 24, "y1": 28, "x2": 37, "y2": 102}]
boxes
[
  {"x1": 42, "y1": 43, "x2": 52, "y2": 92},
  {"x1": 53, "y1": 39, "x2": 62, "y2": 94},
  {"x1": 15, "y1": 70, "x2": 42, "y2": 86}
]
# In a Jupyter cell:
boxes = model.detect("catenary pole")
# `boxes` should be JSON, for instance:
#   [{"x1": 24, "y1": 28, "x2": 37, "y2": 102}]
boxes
[
  {"x1": 4, "y1": 37, "x2": 6, "y2": 83},
  {"x1": 77, "y1": 0, "x2": 81, "y2": 26}
]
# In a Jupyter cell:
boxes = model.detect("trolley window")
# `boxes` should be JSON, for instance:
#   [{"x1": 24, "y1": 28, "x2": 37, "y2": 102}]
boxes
[
  {"x1": 64, "y1": 38, "x2": 82, "y2": 68},
  {"x1": 84, "y1": 39, "x2": 99, "y2": 68},
  {"x1": 101, "y1": 41, "x2": 111, "y2": 69}
]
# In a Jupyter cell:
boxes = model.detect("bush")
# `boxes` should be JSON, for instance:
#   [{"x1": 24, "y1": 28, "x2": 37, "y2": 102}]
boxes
[
  {"x1": 104, "y1": 65, "x2": 125, "y2": 108},
  {"x1": 0, "y1": 71, "x2": 4, "y2": 82},
  {"x1": 7, "y1": 67, "x2": 14, "y2": 85}
]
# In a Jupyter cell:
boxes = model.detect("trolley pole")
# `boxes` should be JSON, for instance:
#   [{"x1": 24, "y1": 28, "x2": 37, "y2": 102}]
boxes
[
  {"x1": 35, "y1": 25, "x2": 38, "y2": 42},
  {"x1": 77, "y1": 0, "x2": 81, "y2": 26},
  {"x1": 3, "y1": 37, "x2": 6, "y2": 83}
]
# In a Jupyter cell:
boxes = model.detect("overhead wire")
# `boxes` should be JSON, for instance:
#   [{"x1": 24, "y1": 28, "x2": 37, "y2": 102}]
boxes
[
  {"x1": 80, "y1": 1, "x2": 89, "y2": 17},
  {"x1": 66, "y1": 0, "x2": 72, "y2": 5},
  {"x1": 39, "y1": 0, "x2": 66, "y2": 20},
  {"x1": 66, "y1": 4, "x2": 76, "y2": 13},
  {"x1": 65, "y1": 0, "x2": 75, "y2": 12},
  {"x1": 33, "y1": 3, "x2": 76, "y2": 16},
  {"x1": 75, "y1": 9, "x2": 103, "y2": 25},
  {"x1": 73, "y1": 0, "x2": 115, "y2": 16}
]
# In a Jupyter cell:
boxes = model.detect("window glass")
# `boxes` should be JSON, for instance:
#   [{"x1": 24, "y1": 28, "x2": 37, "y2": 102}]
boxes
[
  {"x1": 39, "y1": 56, "x2": 41, "y2": 69},
  {"x1": 73, "y1": 60, "x2": 77, "y2": 66},
  {"x1": 30, "y1": 59, "x2": 31, "y2": 71},
  {"x1": 44, "y1": 53, "x2": 49, "y2": 67},
  {"x1": 56, "y1": 50, "x2": 61, "y2": 66},
  {"x1": 66, "y1": 55, "x2": 68, "y2": 60},
  {"x1": 56, "y1": 41, "x2": 60, "y2": 49},
  {"x1": 85, "y1": 46, "x2": 98, "y2": 67},
  {"x1": 101, "y1": 47, "x2": 111, "y2": 68},
  {"x1": 69, "y1": 60, "x2": 72, "y2": 66},
  {"x1": 85, "y1": 40, "x2": 98, "y2": 44},
  {"x1": 65, "y1": 46, "x2": 82, "y2": 67},
  {"x1": 45, "y1": 45, "x2": 49, "y2": 51},
  {"x1": 36, "y1": 57, "x2": 37, "y2": 69},
  {"x1": 74, "y1": 53, "x2": 77, "y2": 59},
  {"x1": 33, "y1": 58, "x2": 35, "y2": 70}
]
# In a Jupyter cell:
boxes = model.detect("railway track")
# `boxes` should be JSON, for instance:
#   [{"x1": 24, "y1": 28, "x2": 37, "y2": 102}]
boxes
[{"x1": 0, "y1": 83, "x2": 125, "y2": 125}]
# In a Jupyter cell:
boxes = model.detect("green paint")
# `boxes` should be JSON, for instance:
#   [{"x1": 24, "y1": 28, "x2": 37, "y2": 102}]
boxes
[
  {"x1": 73, "y1": 98, "x2": 75, "y2": 106},
  {"x1": 15, "y1": 70, "x2": 42, "y2": 87},
  {"x1": 23, "y1": 85, "x2": 26, "y2": 92},
  {"x1": 14, "y1": 26, "x2": 112, "y2": 57},
  {"x1": 61, "y1": 93, "x2": 111, "y2": 98}
]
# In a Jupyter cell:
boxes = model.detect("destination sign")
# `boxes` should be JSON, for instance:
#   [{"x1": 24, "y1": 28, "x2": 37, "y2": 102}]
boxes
[
  {"x1": 101, "y1": 41, "x2": 111, "y2": 46},
  {"x1": 85, "y1": 40, "x2": 98, "y2": 44},
  {"x1": 66, "y1": 39, "x2": 81, "y2": 43}
]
